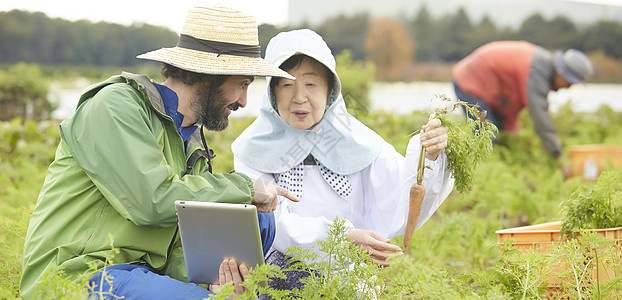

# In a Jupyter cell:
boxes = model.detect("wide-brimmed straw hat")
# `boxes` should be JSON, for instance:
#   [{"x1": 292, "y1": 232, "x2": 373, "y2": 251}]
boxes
[{"x1": 137, "y1": 6, "x2": 294, "y2": 80}]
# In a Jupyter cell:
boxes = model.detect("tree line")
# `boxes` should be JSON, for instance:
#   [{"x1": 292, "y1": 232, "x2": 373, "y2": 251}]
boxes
[
  {"x1": 1, "y1": 7, "x2": 621, "y2": 78},
  {"x1": 0, "y1": 10, "x2": 178, "y2": 66}
]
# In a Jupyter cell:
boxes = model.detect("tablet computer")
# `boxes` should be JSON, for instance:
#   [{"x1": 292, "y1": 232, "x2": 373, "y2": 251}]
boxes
[{"x1": 174, "y1": 200, "x2": 265, "y2": 285}]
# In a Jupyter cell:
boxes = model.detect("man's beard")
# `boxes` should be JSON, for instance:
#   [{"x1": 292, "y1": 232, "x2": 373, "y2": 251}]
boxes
[{"x1": 193, "y1": 83, "x2": 240, "y2": 131}]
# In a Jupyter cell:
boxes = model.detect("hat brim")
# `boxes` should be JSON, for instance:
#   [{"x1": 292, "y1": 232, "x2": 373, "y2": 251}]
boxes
[
  {"x1": 552, "y1": 51, "x2": 583, "y2": 84},
  {"x1": 137, "y1": 47, "x2": 295, "y2": 80}
]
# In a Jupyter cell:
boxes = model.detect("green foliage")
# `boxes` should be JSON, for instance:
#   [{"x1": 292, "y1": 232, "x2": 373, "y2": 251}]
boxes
[
  {"x1": 284, "y1": 218, "x2": 386, "y2": 299},
  {"x1": 2, "y1": 101, "x2": 622, "y2": 298},
  {"x1": 519, "y1": 14, "x2": 579, "y2": 49},
  {"x1": 4, "y1": 7, "x2": 622, "y2": 83},
  {"x1": 0, "y1": 63, "x2": 54, "y2": 121},
  {"x1": 494, "y1": 242, "x2": 557, "y2": 298},
  {"x1": 335, "y1": 49, "x2": 375, "y2": 116},
  {"x1": 548, "y1": 232, "x2": 622, "y2": 299},
  {"x1": 560, "y1": 171, "x2": 622, "y2": 233},
  {"x1": 31, "y1": 267, "x2": 88, "y2": 300},
  {"x1": 0, "y1": 10, "x2": 178, "y2": 66},
  {"x1": 0, "y1": 119, "x2": 60, "y2": 219},
  {"x1": 220, "y1": 218, "x2": 508, "y2": 299},
  {"x1": 205, "y1": 117, "x2": 256, "y2": 173},
  {"x1": 0, "y1": 213, "x2": 29, "y2": 299},
  {"x1": 580, "y1": 20, "x2": 622, "y2": 59},
  {"x1": 315, "y1": 13, "x2": 370, "y2": 61},
  {"x1": 0, "y1": 119, "x2": 60, "y2": 299},
  {"x1": 494, "y1": 232, "x2": 622, "y2": 299},
  {"x1": 431, "y1": 96, "x2": 498, "y2": 193}
]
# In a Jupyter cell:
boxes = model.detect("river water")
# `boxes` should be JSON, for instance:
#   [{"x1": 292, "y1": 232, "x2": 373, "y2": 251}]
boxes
[{"x1": 51, "y1": 80, "x2": 622, "y2": 120}]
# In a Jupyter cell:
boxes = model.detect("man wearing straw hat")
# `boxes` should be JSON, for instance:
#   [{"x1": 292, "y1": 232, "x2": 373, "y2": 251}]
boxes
[{"x1": 20, "y1": 6, "x2": 297, "y2": 299}]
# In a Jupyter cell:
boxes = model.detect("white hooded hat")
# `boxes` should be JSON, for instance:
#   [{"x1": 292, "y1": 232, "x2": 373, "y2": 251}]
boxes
[{"x1": 232, "y1": 29, "x2": 384, "y2": 175}]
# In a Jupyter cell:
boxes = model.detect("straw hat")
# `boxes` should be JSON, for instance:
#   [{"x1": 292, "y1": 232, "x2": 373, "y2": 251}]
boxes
[{"x1": 137, "y1": 6, "x2": 294, "y2": 80}]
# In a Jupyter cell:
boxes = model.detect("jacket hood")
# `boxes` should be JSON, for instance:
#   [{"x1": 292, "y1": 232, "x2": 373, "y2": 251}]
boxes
[{"x1": 232, "y1": 29, "x2": 383, "y2": 175}]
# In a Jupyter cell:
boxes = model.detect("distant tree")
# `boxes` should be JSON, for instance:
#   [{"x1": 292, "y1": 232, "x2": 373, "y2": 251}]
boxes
[
  {"x1": 518, "y1": 14, "x2": 581, "y2": 50},
  {"x1": 0, "y1": 63, "x2": 53, "y2": 122},
  {"x1": 518, "y1": 13, "x2": 548, "y2": 45},
  {"x1": 436, "y1": 7, "x2": 473, "y2": 61},
  {"x1": 546, "y1": 16, "x2": 579, "y2": 49},
  {"x1": 258, "y1": 23, "x2": 289, "y2": 57},
  {"x1": 316, "y1": 13, "x2": 369, "y2": 60},
  {"x1": 364, "y1": 17, "x2": 415, "y2": 81},
  {"x1": 580, "y1": 20, "x2": 622, "y2": 59},
  {"x1": 0, "y1": 10, "x2": 177, "y2": 66},
  {"x1": 467, "y1": 15, "x2": 499, "y2": 51},
  {"x1": 409, "y1": 4, "x2": 440, "y2": 62}
]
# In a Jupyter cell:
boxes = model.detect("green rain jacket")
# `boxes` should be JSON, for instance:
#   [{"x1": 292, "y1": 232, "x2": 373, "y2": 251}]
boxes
[{"x1": 20, "y1": 72, "x2": 254, "y2": 299}]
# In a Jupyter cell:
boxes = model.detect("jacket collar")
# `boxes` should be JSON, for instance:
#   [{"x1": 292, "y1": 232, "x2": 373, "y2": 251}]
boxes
[{"x1": 121, "y1": 72, "x2": 204, "y2": 155}]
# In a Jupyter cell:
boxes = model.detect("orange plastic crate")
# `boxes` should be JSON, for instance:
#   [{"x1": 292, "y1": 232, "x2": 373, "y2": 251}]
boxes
[
  {"x1": 496, "y1": 221, "x2": 622, "y2": 298},
  {"x1": 567, "y1": 144, "x2": 622, "y2": 179}
]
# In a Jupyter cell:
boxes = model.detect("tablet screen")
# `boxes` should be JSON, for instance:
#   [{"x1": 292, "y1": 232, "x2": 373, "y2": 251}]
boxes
[{"x1": 175, "y1": 200, "x2": 265, "y2": 284}]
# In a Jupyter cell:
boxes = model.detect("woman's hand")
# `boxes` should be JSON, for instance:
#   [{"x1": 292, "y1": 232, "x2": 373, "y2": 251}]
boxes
[
  {"x1": 252, "y1": 178, "x2": 299, "y2": 212},
  {"x1": 347, "y1": 229, "x2": 403, "y2": 267},
  {"x1": 420, "y1": 118, "x2": 448, "y2": 161}
]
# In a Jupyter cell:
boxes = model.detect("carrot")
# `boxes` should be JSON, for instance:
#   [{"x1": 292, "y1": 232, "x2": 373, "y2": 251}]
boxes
[
  {"x1": 404, "y1": 183, "x2": 425, "y2": 248},
  {"x1": 404, "y1": 134, "x2": 428, "y2": 248}
]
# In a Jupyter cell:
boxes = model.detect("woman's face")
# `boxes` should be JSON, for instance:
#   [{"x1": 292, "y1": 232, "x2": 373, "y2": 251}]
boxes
[{"x1": 274, "y1": 57, "x2": 330, "y2": 130}]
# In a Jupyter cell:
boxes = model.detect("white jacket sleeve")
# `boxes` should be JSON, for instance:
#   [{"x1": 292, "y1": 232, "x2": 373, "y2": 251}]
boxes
[{"x1": 357, "y1": 142, "x2": 409, "y2": 239}]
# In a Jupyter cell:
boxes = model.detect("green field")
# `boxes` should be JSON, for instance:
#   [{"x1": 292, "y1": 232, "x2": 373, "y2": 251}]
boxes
[{"x1": 2, "y1": 103, "x2": 622, "y2": 298}]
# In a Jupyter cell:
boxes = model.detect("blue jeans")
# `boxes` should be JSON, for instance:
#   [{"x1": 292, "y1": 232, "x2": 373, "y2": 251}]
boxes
[
  {"x1": 452, "y1": 79, "x2": 504, "y2": 131},
  {"x1": 88, "y1": 211, "x2": 275, "y2": 299}
]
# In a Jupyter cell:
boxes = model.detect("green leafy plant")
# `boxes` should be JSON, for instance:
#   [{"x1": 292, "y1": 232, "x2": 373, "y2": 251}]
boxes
[
  {"x1": 418, "y1": 95, "x2": 498, "y2": 193},
  {"x1": 4, "y1": 100, "x2": 622, "y2": 299},
  {"x1": 560, "y1": 171, "x2": 622, "y2": 234},
  {"x1": 548, "y1": 231, "x2": 622, "y2": 299},
  {"x1": 214, "y1": 218, "x2": 389, "y2": 299},
  {"x1": 0, "y1": 63, "x2": 55, "y2": 122},
  {"x1": 493, "y1": 241, "x2": 553, "y2": 299},
  {"x1": 223, "y1": 218, "x2": 507, "y2": 299},
  {"x1": 495, "y1": 231, "x2": 622, "y2": 300}
]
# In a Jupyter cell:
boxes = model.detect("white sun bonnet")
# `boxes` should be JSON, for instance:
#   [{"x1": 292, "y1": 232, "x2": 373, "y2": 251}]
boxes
[{"x1": 232, "y1": 29, "x2": 384, "y2": 175}]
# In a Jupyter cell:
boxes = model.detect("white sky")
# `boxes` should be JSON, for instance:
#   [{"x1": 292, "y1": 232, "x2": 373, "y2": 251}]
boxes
[{"x1": 0, "y1": 0, "x2": 289, "y2": 33}]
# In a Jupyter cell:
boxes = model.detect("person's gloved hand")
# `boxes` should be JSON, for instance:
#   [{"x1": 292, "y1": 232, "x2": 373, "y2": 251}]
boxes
[
  {"x1": 251, "y1": 178, "x2": 299, "y2": 212},
  {"x1": 420, "y1": 118, "x2": 449, "y2": 161}
]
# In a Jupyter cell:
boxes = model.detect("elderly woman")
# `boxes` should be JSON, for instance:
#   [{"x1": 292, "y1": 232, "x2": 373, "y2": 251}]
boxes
[{"x1": 232, "y1": 29, "x2": 454, "y2": 284}]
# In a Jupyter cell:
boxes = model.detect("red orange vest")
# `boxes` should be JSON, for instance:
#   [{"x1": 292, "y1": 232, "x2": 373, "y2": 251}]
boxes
[{"x1": 452, "y1": 41, "x2": 536, "y2": 131}]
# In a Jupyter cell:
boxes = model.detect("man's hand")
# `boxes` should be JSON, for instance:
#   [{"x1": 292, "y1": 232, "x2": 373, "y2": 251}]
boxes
[
  {"x1": 209, "y1": 259, "x2": 249, "y2": 298},
  {"x1": 347, "y1": 229, "x2": 403, "y2": 267},
  {"x1": 420, "y1": 118, "x2": 448, "y2": 161},
  {"x1": 252, "y1": 178, "x2": 299, "y2": 212}
]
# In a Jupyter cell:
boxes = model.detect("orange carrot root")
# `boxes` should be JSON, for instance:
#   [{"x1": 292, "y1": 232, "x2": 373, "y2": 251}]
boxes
[{"x1": 404, "y1": 183, "x2": 425, "y2": 248}]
